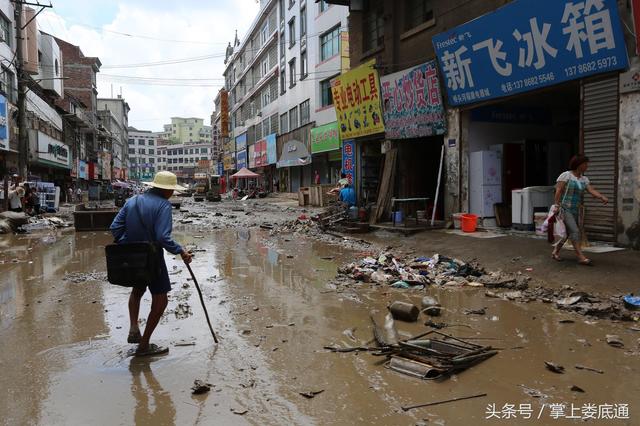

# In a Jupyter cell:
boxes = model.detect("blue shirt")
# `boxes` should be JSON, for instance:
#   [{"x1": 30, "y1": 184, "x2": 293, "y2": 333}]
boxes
[
  {"x1": 339, "y1": 186, "x2": 356, "y2": 207},
  {"x1": 110, "y1": 190, "x2": 183, "y2": 255}
]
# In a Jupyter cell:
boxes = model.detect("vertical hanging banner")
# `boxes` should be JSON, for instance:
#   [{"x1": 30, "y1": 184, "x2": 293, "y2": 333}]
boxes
[
  {"x1": 380, "y1": 60, "x2": 447, "y2": 139},
  {"x1": 331, "y1": 59, "x2": 385, "y2": 140},
  {"x1": 0, "y1": 95, "x2": 7, "y2": 151},
  {"x1": 432, "y1": 0, "x2": 629, "y2": 106},
  {"x1": 220, "y1": 89, "x2": 229, "y2": 138},
  {"x1": 342, "y1": 139, "x2": 355, "y2": 185},
  {"x1": 340, "y1": 31, "x2": 350, "y2": 74}
]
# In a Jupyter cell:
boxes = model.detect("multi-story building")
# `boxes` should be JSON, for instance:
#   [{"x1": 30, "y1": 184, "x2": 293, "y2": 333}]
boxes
[
  {"x1": 155, "y1": 141, "x2": 214, "y2": 183},
  {"x1": 221, "y1": 0, "x2": 348, "y2": 191},
  {"x1": 162, "y1": 117, "x2": 212, "y2": 145},
  {"x1": 97, "y1": 97, "x2": 130, "y2": 179},
  {"x1": 0, "y1": 0, "x2": 19, "y2": 178},
  {"x1": 127, "y1": 127, "x2": 157, "y2": 181}
]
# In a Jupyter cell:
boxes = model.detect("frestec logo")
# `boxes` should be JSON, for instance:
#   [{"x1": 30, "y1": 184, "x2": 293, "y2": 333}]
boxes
[{"x1": 48, "y1": 143, "x2": 69, "y2": 160}]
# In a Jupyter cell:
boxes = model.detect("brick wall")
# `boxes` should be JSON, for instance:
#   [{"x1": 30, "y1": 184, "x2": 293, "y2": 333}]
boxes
[{"x1": 53, "y1": 37, "x2": 100, "y2": 112}]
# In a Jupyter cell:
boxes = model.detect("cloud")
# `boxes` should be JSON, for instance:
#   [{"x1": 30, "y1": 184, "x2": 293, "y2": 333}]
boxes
[{"x1": 38, "y1": 0, "x2": 260, "y2": 131}]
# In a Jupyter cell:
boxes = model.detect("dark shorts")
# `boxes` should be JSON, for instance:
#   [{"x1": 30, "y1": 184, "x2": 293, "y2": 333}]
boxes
[{"x1": 139, "y1": 252, "x2": 172, "y2": 295}]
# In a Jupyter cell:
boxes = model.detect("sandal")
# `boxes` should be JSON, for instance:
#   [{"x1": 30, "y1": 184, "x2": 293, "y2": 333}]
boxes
[
  {"x1": 127, "y1": 330, "x2": 142, "y2": 344},
  {"x1": 551, "y1": 253, "x2": 563, "y2": 262},
  {"x1": 135, "y1": 343, "x2": 169, "y2": 357},
  {"x1": 578, "y1": 258, "x2": 594, "y2": 266}
]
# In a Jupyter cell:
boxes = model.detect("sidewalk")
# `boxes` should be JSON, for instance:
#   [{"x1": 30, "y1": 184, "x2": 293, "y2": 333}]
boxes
[{"x1": 364, "y1": 229, "x2": 640, "y2": 296}]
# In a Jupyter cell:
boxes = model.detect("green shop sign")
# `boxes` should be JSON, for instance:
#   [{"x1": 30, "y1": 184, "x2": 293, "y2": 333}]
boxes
[{"x1": 311, "y1": 122, "x2": 340, "y2": 154}]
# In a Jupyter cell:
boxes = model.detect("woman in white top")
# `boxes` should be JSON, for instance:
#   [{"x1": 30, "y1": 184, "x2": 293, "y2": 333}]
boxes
[{"x1": 8, "y1": 186, "x2": 24, "y2": 212}]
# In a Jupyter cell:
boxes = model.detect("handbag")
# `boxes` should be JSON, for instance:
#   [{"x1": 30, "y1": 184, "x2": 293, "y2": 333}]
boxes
[{"x1": 105, "y1": 196, "x2": 162, "y2": 287}]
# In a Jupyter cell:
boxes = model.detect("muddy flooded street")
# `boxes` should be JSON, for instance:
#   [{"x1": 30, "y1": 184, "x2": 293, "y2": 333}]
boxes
[{"x1": 1, "y1": 216, "x2": 639, "y2": 425}]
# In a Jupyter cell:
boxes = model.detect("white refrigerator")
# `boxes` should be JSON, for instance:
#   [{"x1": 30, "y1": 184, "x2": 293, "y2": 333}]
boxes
[{"x1": 470, "y1": 150, "x2": 502, "y2": 218}]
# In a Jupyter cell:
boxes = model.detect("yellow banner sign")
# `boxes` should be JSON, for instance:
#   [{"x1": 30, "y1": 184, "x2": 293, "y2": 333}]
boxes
[
  {"x1": 331, "y1": 59, "x2": 384, "y2": 140},
  {"x1": 223, "y1": 155, "x2": 234, "y2": 171}
]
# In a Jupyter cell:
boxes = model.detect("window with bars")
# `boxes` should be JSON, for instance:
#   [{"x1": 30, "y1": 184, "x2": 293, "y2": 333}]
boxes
[
  {"x1": 289, "y1": 106, "x2": 298, "y2": 130},
  {"x1": 299, "y1": 99, "x2": 310, "y2": 125},
  {"x1": 320, "y1": 26, "x2": 340, "y2": 61},
  {"x1": 280, "y1": 112, "x2": 288, "y2": 134},
  {"x1": 280, "y1": 69, "x2": 286, "y2": 94},
  {"x1": 289, "y1": 58, "x2": 297, "y2": 88},
  {"x1": 0, "y1": 66, "x2": 15, "y2": 102},
  {"x1": 288, "y1": 17, "x2": 296, "y2": 47},
  {"x1": 364, "y1": 0, "x2": 384, "y2": 51},
  {"x1": 405, "y1": 0, "x2": 434, "y2": 31},
  {"x1": 300, "y1": 6, "x2": 307, "y2": 38},
  {"x1": 270, "y1": 113, "x2": 278, "y2": 135},
  {"x1": 0, "y1": 13, "x2": 11, "y2": 47}
]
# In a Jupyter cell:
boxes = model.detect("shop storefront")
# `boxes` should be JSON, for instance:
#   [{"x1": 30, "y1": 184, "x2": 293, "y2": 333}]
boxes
[
  {"x1": 276, "y1": 123, "x2": 314, "y2": 193},
  {"x1": 310, "y1": 121, "x2": 342, "y2": 185},
  {"x1": 251, "y1": 133, "x2": 277, "y2": 191},
  {"x1": 28, "y1": 130, "x2": 72, "y2": 192},
  {"x1": 433, "y1": 0, "x2": 629, "y2": 241},
  {"x1": 331, "y1": 59, "x2": 386, "y2": 203},
  {"x1": 379, "y1": 59, "x2": 447, "y2": 220}
]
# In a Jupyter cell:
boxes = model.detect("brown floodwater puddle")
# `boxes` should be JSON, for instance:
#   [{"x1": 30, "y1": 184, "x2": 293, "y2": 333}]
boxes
[{"x1": 0, "y1": 229, "x2": 638, "y2": 425}]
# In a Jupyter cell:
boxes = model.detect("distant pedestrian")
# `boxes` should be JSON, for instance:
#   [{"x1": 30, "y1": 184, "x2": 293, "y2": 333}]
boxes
[
  {"x1": 8, "y1": 186, "x2": 24, "y2": 212},
  {"x1": 551, "y1": 155, "x2": 608, "y2": 266},
  {"x1": 76, "y1": 187, "x2": 82, "y2": 202},
  {"x1": 220, "y1": 175, "x2": 226, "y2": 194},
  {"x1": 110, "y1": 171, "x2": 192, "y2": 356},
  {"x1": 68, "y1": 187, "x2": 74, "y2": 203},
  {"x1": 339, "y1": 183, "x2": 356, "y2": 208},
  {"x1": 314, "y1": 170, "x2": 321, "y2": 185}
]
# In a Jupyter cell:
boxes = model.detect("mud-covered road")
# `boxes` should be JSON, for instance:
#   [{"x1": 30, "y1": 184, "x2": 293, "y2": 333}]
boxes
[{"x1": 1, "y1": 198, "x2": 639, "y2": 425}]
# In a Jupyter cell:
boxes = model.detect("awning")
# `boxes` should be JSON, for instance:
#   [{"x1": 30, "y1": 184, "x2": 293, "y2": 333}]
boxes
[
  {"x1": 231, "y1": 167, "x2": 260, "y2": 179},
  {"x1": 277, "y1": 139, "x2": 311, "y2": 169}
]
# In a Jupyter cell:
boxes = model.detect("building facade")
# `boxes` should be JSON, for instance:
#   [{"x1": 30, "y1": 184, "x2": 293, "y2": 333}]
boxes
[
  {"x1": 162, "y1": 117, "x2": 212, "y2": 145},
  {"x1": 127, "y1": 127, "x2": 158, "y2": 181},
  {"x1": 97, "y1": 96, "x2": 130, "y2": 179},
  {"x1": 220, "y1": 0, "x2": 348, "y2": 191},
  {"x1": 329, "y1": 0, "x2": 640, "y2": 248}
]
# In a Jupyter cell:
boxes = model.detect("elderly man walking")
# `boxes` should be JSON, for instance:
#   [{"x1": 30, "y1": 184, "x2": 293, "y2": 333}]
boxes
[{"x1": 110, "y1": 171, "x2": 192, "y2": 356}]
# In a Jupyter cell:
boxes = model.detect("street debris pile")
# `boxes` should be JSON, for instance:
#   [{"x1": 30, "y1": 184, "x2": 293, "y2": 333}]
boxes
[
  {"x1": 0, "y1": 211, "x2": 72, "y2": 234},
  {"x1": 271, "y1": 215, "x2": 373, "y2": 251},
  {"x1": 63, "y1": 271, "x2": 108, "y2": 283},
  {"x1": 333, "y1": 252, "x2": 515, "y2": 289},
  {"x1": 333, "y1": 252, "x2": 639, "y2": 321},
  {"x1": 326, "y1": 312, "x2": 497, "y2": 381}
]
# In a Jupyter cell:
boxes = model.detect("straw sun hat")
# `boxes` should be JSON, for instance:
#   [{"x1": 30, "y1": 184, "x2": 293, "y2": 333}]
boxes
[{"x1": 142, "y1": 171, "x2": 187, "y2": 192}]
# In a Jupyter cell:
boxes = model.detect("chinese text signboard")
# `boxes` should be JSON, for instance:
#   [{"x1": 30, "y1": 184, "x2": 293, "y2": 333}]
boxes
[
  {"x1": 0, "y1": 95, "x2": 7, "y2": 151},
  {"x1": 342, "y1": 139, "x2": 355, "y2": 185},
  {"x1": 432, "y1": 0, "x2": 629, "y2": 107},
  {"x1": 248, "y1": 144, "x2": 256, "y2": 169},
  {"x1": 236, "y1": 149, "x2": 247, "y2": 169},
  {"x1": 380, "y1": 61, "x2": 447, "y2": 139},
  {"x1": 254, "y1": 137, "x2": 269, "y2": 167},
  {"x1": 311, "y1": 121, "x2": 340, "y2": 154},
  {"x1": 235, "y1": 132, "x2": 247, "y2": 152},
  {"x1": 220, "y1": 89, "x2": 229, "y2": 138},
  {"x1": 331, "y1": 59, "x2": 385, "y2": 140}
]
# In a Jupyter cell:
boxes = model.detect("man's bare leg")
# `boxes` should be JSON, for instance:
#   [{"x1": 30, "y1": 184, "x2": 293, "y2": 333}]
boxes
[
  {"x1": 128, "y1": 287, "x2": 145, "y2": 340},
  {"x1": 137, "y1": 293, "x2": 169, "y2": 352}
]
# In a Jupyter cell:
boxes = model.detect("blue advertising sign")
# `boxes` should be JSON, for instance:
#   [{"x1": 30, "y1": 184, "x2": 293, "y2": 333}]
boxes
[
  {"x1": 217, "y1": 162, "x2": 224, "y2": 176},
  {"x1": 432, "y1": 0, "x2": 629, "y2": 106},
  {"x1": 235, "y1": 132, "x2": 247, "y2": 152},
  {"x1": 342, "y1": 139, "x2": 355, "y2": 185},
  {"x1": 236, "y1": 149, "x2": 247, "y2": 169},
  {"x1": 266, "y1": 133, "x2": 277, "y2": 165}
]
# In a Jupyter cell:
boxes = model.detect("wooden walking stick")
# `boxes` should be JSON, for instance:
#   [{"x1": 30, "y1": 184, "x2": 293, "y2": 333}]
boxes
[{"x1": 185, "y1": 262, "x2": 219, "y2": 343}]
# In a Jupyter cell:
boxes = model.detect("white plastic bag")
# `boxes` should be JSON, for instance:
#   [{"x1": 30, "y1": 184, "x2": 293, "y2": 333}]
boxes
[{"x1": 554, "y1": 216, "x2": 567, "y2": 240}]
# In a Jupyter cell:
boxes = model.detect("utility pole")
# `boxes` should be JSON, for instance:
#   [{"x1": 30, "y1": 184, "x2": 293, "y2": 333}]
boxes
[
  {"x1": 13, "y1": 1, "x2": 53, "y2": 181},
  {"x1": 14, "y1": 3, "x2": 28, "y2": 180}
]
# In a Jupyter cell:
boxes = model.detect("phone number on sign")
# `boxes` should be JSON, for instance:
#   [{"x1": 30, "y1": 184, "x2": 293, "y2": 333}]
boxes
[
  {"x1": 501, "y1": 72, "x2": 555, "y2": 93},
  {"x1": 564, "y1": 56, "x2": 619, "y2": 78}
]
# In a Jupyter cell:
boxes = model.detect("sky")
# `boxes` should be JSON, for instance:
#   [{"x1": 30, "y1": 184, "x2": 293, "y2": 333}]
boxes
[{"x1": 38, "y1": 0, "x2": 261, "y2": 132}]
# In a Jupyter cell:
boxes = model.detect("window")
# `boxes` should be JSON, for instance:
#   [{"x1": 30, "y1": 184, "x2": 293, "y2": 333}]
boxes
[
  {"x1": 128, "y1": 138, "x2": 134, "y2": 145},
  {"x1": 148, "y1": 139, "x2": 155, "y2": 146},
  {"x1": 405, "y1": 0, "x2": 433, "y2": 31},
  {"x1": 320, "y1": 26, "x2": 340, "y2": 61},
  {"x1": 300, "y1": 50, "x2": 308, "y2": 79},
  {"x1": 148, "y1": 149, "x2": 154, "y2": 155},
  {"x1": 260, "y1": 22, "x2": 269, "y2": 46},
  {"x1": 261, "y1": 58, "x2": 269, "y2": 76},
  {"x1": 280, "y1": 69, "x2": 286, "y2": 95},
  {"x1": 288, "y1": 17, "x2": 295, "y2": 47},
  {"x1": 300, "y1": 6, "x2": 307, "y2": 38},
  {"x1": 138, "y1": 148, "x2": 145, "y2": 154},
  {"x1": 262, "y1": 87, "x2": 271, "y2": 106},
  {"x1": 300, "y1": 99, "x2": 310, "y2": 125},
  {"x1": 289, "y1": 106, "x2": 298, "y2": 130},
  {"x1": 280, "y1": 112, "x2": 288, "y2": 134},
  {"x1": 320, "y1": 77, "x2": 335, "y2": 107},
  {"x1": 319, "y1": 0, "x2": 329, "y2": 13},
  {"x1": 0, "y1": 67, "x2": 15, "y2": 102},
  {"x1": 149, "y1": 158, "x2": 155, "y2": 164},
  {"x1": 289, "y1": 58, "x2": 296, "y2": 88},
  {"x1": 138, "y1": 139, "x2": 145, "y2": 145},
  {"x1": 279, "y1": 0, "x2": 285, "y2": 23},
  {"x1": 129, "y1": 148, "x2": 135, "y2": 154},
  {"x1": 0, "y1": 14, "x2": 11, "y2": 47},
  {"x1": 364, "y1": 0, "x2": 384, "y2": 51}
]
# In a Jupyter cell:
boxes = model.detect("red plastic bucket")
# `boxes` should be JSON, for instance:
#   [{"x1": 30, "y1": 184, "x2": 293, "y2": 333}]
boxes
[{"x1": 461, "y1": 214, "x2": 478, "y2": 233}]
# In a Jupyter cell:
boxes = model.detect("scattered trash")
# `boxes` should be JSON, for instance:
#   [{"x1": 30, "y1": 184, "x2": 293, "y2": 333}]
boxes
[
  {"x1": 388, "y1": 301, "x2": 420, "y2": 322},
  {"x1": 463, "y1": 307, "x2": 486, "y2": 315},
  {"x1": 570, "y1": 385, "x2": 585, "y2": 393},
  {"x1": 191, "y1": 379, "x2": 212, "y2": 395},
  {"x1": 520, "y1": 385, "x2": 549, "y2": 399},
  {"x1": 575, "y1": 364, "x2": 604, "y2": 374},
  {"x1": 605, "y1": 334, "x2": 624, "y2": 348},
  {"x1": 544, "y1": 361, "x2": 565, "y2": 374},
  {"x1": 622, "y1": 294, "x2": 640, "y2": 310},
  {"x1": 299, "y1": 389, "x2": 325, "y2": 399},
  {"x1": 401, "y1": 393, "x2": 487, "y2": 412},
  {"x1": 230, "y1": 407, "x2": 248, "y2": 415},
  {"x1": 63, "y1": 271, "x2": 108, "y2": 283}
]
